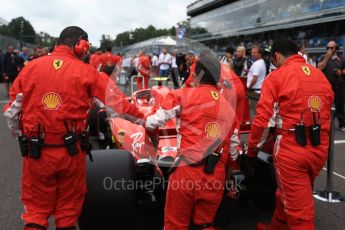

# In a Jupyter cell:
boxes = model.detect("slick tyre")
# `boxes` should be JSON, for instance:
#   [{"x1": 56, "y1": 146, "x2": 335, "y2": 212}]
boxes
[
  {"x1": 79, "y1": 150, "x2": 137, "y2": 230},
  {"x1": 250, "y1": 158, "x2": 277, "y2": 211}
]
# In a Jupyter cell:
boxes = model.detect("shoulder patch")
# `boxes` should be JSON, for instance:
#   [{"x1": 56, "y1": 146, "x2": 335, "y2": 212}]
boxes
[
  {"x1": 301, "y1": 66, "x2": 311, "y2": 76},
  {"x1": 53, "y1": 59, "x2": 64, "y2": 70},
  {"x1": 211, "y1": 91, "x2": 219, "y2": 100}
]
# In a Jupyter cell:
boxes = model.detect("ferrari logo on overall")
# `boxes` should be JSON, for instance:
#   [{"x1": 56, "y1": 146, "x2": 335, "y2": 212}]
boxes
[
  {"x1": 211, "y1": 91, "x2": 219, "y2": 100},
  {"x1": 302, "y1": 66, "x2": 311, "y2": 76},
  {"x1": 53, "y1": 59, "x2": 64, "y2": 70}
]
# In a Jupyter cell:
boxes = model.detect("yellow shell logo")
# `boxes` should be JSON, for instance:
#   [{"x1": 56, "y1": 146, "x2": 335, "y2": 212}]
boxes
[
  {"x1": 302, "y1": 66, "x2": 311, "y2": 76},
  {"x1": 116, "y1": 129, "x2": 126, "y2": 146},
  {"x1": 42, "y1": 92, "x2": 62, "y2": 110},
  {"x1": 211, "y1": 91, "x2": 219, "y2": 100},
  {"x1": 205, "y1": 122, "x2": 221, "y2": 139},
  {"x1": 308, "y1": 96, "x2": 322, "y2": 111}
]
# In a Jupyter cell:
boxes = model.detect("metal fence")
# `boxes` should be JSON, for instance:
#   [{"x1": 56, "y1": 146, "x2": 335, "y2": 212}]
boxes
[{"x1": 0, "y1": 34, "x2": 35, "y2": 52}]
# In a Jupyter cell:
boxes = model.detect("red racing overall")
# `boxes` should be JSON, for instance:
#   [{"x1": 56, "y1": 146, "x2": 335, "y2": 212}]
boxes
[
  {"x1": 4, "y1": 45, "x2": 143, "y2": 229},
  {"x1": 219, "y1": 63, "x2": 250, "y2": 125},
  {"x1": 248, "y1": 55, "x2": 334, "y2": 230},
  {"x1": 137, "y1": 54, "x2": 151, "y2": 89},
  {"x1": 146, "y1": 85, "x2": 238, "y2": 230}
]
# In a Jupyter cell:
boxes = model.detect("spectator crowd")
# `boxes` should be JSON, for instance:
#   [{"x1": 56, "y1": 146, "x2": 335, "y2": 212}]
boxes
[{"x1": 2, "y1": 39, "x2": 344, "y2": 133}]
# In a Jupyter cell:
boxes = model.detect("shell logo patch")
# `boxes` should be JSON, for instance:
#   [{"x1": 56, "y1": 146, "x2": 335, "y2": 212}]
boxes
[
  {"x1": 53, "y1": 59, "x2": 64, "y2": 70},
  {"x1": 211, "y1": 91, "x2": 219, "y2": 100},
  {"x1": 301, "y1": 66, "x2": 311, "y2": 76},
  {"x1": 308, "y1": 96, "x2": 322, "y2": 111},
  {"x1": 42, "y1": 92, "x2": 62, "y2": 110},
  {"x1": 205, "y1": 122, "x2": 221, "y2": 139},
  {"x1": 116, "y1": 129, "x2": 126, "y2": 146}
]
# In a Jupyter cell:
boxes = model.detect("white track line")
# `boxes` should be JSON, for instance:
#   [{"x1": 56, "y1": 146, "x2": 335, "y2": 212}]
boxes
[
  {"x1": 334, "y1": 140, "x2": 345, "y2": 144},
  {"x1": 322, "y1": 168, "x2": 345, "y2": 180},
  {"x1": 0, "y1": 100, "x2": 9, "y2": 104}
]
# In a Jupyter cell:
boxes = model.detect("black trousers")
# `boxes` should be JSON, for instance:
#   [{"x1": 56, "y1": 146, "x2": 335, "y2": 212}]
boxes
[
  {"x1": 170, "y1": 68, "x2": 181, "y2": 89},
  {"x1": 332, "y1": 83, "x2": 345, "y2": 128}
]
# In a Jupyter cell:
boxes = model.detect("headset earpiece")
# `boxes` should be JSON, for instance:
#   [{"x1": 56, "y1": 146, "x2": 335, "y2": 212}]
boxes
[{"x1": 75, "y1": 37, "x2": 90, "y2": 57}]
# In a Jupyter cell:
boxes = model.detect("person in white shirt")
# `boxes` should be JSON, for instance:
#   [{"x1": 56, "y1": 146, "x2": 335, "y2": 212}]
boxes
[
  {"x1": 171, "y1": 49, "x2": 180, "y2": 88},
  {"x1": 151, "y1": 53, "x2": 159, "y2": 76},
  {"x1": 247, "y1": 45, "x2": 267, "y2": 92},
  {"x1": 220, "y1": 47, "x2": 234, "y2": 70},
  {"x1": 133, "y1": 56, "x2": 139, "y2": 68},
  {"x1": 122, "y1": 55, "x2": 132, "y2": 78},
  {"x1": 298, "y1": 43, "x2": 308, "y2": 62},
  {"x1": 159, "y1": 47, "x2": 172, "y2": 77}
]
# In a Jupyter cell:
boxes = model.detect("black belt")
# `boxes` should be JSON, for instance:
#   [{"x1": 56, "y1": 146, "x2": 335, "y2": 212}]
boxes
[{"x1": 18, "y1": 132, "x2": 93, "y2": 161}]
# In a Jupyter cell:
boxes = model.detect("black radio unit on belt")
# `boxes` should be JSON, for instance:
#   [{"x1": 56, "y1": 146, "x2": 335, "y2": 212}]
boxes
[
  {"x1": 30, "y1": 125, "x2": 44, "y2": 159},
  {"x1": 18, "y1": 121, "x2": 93, "y2": 160},
  {"x1": 294, "y1": 108, "x2": 321, "y2": 147},
  {"x1": 64, "y1": 121, "x2": 79, "y2": 156},
  {"x1": 18, "y1": 135, "x2": 29, "y2": 157},
  {"x1": 204, "y1": 151, "x2": 223, "y2": 174},
  {"x1": 203, "y1": 138, "x2": 223, "y2": 174}
]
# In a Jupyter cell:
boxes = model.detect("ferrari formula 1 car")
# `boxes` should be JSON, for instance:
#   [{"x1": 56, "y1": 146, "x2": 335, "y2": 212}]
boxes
[{"x1": 79, "y1": 78, "x2": 277, "y2": 230}]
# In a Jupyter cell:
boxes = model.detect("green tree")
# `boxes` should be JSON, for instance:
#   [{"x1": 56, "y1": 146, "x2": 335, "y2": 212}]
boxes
[
  {"x1": 0, "y1": 25, "x2": 10, "y2": 36},
  {"x1": 7, "y1": 17, "x2": 36, "y2": 44},
  {"x1": 36, "y1": 31, "x2": 57, "y2": 47},
  {"x1": 114, "y1": 24, "x2": 175, "y2": 47},
  {"x1": 114, "y1": 31, "x2": 132, "y2": 47},
  {"x1": 100, "y1": 34, "x2": 114, "y2": 51}
]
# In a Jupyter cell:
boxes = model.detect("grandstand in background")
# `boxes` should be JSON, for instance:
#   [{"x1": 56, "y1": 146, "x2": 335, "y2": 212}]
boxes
[
  {"x1": 0, "y1": 17, "x2": 8, "y2": 26},
  {"x1": 187, "y1": 0, "x2": 345, "y2": 54}
]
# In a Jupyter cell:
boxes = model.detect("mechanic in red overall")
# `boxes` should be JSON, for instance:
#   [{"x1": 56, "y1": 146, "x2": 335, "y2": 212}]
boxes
[
  {"x1": 219, "y1": 63, "x2": 249, "y2": 125},
  {"x1": 146, "y1": 55, "x2": 239, "y2": 230},
  {"x1": 89, "y1": 48, "x2": 102, "y2": 70},
  {"x1": 100, "y1": 46, "x2": 120, "y2": 69},
  {"x1": 247, "y1": 40, "x2": 334, "y2": 230},
  {"x1": 137, "y1": 50, "x2": 151, "y2": 89},
  {"x1": 218, "y1": 63, "x2": 248, "y2": 170},
  {"x1": 182, "y1": 52, "x2": 197, "y2": 88},
  {"x1": 3, "y1": 26, "x2": 144, "y2": 230}
]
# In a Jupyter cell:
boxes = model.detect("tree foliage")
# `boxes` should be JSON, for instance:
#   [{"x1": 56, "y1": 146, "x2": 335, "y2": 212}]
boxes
[
  {"x1": 6, "y1": 17, "x2": 36, "y2": 43},
  {"x1": 114, "y1": 25, "x2": 175, "y2": 47},
  {"x1": 100, "y1": 34, "x2": 114, "y2": 51},
  {"x1": 0, "y1": 16, "x2": 58, "y2": 46},
  {"x1": 36, "y1": 31, "x2": 57, "y2": 47}
]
